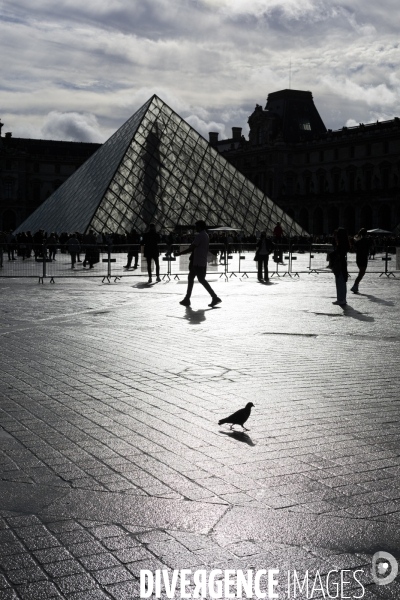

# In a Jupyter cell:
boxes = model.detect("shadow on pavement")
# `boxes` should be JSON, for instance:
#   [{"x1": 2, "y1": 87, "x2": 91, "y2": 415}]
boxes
[
  {"x1": 357, "y1": 293, "x2": 395, "y2": 306},
  {"x1": 220, "y1": 430, "x2": 256, "y2": 446},
  {"x1": 132, "y1": 281, "x2": 157, "y2": 289},
  {"x1": 343, "y1": 305, "x2": 375, "y2": 322},
  {"x1": 183, "y1": 307, "x2": 209, "y2": 324}
]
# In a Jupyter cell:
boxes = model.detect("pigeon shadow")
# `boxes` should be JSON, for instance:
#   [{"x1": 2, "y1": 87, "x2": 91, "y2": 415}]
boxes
[
  {"x1": 219, "y1": 430, "x2": 256, "y2": 446},
  {"x1": 357, "y1": 293, "x2": 394, "y2": 306}
]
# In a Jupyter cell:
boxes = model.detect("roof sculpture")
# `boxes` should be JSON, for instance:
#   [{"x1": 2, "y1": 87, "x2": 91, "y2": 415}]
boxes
[{"x1": 15, "y1": 95, "x2": 308, "y2": 237}]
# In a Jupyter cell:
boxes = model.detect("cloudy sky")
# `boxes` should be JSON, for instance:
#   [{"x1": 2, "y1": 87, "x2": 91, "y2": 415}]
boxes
[{"x1": 1, "y1": 0, "x2": 399, "y2": 143}]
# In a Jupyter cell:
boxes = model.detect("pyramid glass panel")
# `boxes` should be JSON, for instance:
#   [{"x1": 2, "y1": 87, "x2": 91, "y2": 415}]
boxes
[{"x1": 15, "y1": 95, "x2": 309, "y2": 237}]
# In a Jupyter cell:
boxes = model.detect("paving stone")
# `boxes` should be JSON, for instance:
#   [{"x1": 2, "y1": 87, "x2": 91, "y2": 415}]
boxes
[
  {"x1": 33, "y1": 547, "x2": 72, "y2": 564},
  {"x1": 92, "y1": 565, "x2": 133, "y2": 586},
  {"x1": 6, "y1": 566, "x2": 47, "y2": 585},
  {"x1": 113, "y1": 546, "x2": 154, "y2": 564},
  {"x1": 78, "y1": 552, "x2": 120, "y2": 571},
  {"x1": 42, "y1": 559, "x2": 85, "y2": 577},
  {"x1": 53, "y1": 573, "x2": 98, "y2": 595},
  {"x1": 16, "y1": 581, "x2": 62, "y2": 599}
]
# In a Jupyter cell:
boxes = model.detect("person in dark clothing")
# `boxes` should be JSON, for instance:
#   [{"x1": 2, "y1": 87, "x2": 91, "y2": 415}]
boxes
[
  {"x1": 332, "y1": 227, "x2": 350, "y2": 306},
  {"x1": 273, "y1": 222, "x2": 284, "y2": 263},
  {"x1": 351, "y1": 228, "x2": 371, "y2": 294},
  {"x1": 143, "y1": 223, "x2": 160, "y2": 283},
  {"x1": 6, "y1": 230, "x2": 16, "y2": 260},
  {"x1": 83, "y1": 230, "x2": 98, "y2": 269},
  {"x1": 33, "y1": 229, "x2": 45, "y2": 258},
  {"x1": 255, "y1": 231, "x2": 274, "y2": 281},
  {"x1": 66, "y1": 234, "x2": 80, "y2": 269},
  {"x1": 46, "y1": 233, "x2": 58, "y2": 261},
  {"x1": 124, "y1": 228, "x2": 140, "y2": 269},
  {"x1": 175, "y1": 220, "x2": 221, "y2": 307},
  {"x1": 0, "y1": 230, "x2": 6, "y2": 267}
]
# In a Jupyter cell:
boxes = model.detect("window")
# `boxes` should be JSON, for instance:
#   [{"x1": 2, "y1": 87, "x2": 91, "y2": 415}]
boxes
[
  {"x1": 305, "y1": 152, "x2": 310, "y2": 164},
  {"x1": 318, "y1": 173, "x2": 325, "y2": 194},
  {"x1": 333, "y1": 173, "x2": 340, "y2": 193},
  {"x1": 348, "y1": 171, "x2": 356, "y2": 192},
  {"x1": 55, "y1": 163, "x2": 60, "y2": 174},
  {"x1": 365, "y1": 171, "x2": 372, "y2": 191},
  {"x1": 298, "y1": 118, "x2": 311, "y2": 131},
  {"x1": 383, "y1": 140, "x2": 389, "y2": 154},
  {"x1": 334, "y1": 148, "x2": 339, "y2": 160},
  {"x1": 382, "y1": 168, "x2": 389, "y2": 190},
  {"x1": 365, "y1": 143, "x2": 371, "y2": 157},
  {"x1": 32, "y1": 181, "x2": 41, "y2": 202},
  {"x1": 350, "y1": 146, "x2": 355, "y2": 158},
  {"x1": 4, "y1": 182, "x2": 13, "y2": 199},
  {"x1": 319, "y1": 151, "x2": 324, "y2": 162},
  {"x1": 5, "y1": 160, "x2": 12, "y2": 170},
  {"x1": 33, "y1": 162, "x2": 39, "y2": 173}
]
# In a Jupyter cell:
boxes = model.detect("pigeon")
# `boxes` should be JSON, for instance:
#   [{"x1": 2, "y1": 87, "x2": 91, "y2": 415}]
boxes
[{"x1": 218, "y1": 402, "x2": 254, "y2": 431}]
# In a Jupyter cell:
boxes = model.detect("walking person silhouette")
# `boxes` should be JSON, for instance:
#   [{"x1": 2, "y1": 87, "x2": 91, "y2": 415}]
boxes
[{"x1": 176, "y1": 220, "x2": 221, "y2": 307}]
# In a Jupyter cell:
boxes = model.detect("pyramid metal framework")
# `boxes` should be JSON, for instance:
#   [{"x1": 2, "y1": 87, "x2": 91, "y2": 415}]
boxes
[{"x1": 15, "y1": 95, "x2": 308, "y2": 237}]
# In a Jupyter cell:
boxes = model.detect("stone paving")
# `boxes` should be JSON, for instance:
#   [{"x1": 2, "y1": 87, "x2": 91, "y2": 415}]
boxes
[{"x1": 0, "y1": 270, "x2": 400, "y2": 599}]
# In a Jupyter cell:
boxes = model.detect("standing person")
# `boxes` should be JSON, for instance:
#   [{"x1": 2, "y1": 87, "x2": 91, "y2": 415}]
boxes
[
  {"x1": 143, "y1": 223, "x2": 161, "y2": 283},
  {"x1": 273, "y1": 222, "x2": 284, "y2": 263},
  {"x1": 351, "y1": 228, "x2": 371, "y2": 294},
  {"x1": 175, "y1": 220, "x2": 222, "y2": 307},
  {"x1": 6, "y1": 230, "x2": 16, "y2": 260},
  {"x1": 46, "y1": 233, "x2": 58, "y2": 261},
  {"x1": 123, "y1": 228, "x2": 140, "y2": 269},
  {"x1": 331, "y1": 227, "x2": 350, "y2": 306},
  {"x1": 83, "y1": 230, "x2": 98, "y2": 269},
  {"x1": 0, "y1": 230, "x2": 6, "y2": 267},
  {"x1": 66, "y1": 233, "x2": 80, "y2": 269},
  {"x1": 255, "y1": 231, "x2": 274, "y2": 281}
]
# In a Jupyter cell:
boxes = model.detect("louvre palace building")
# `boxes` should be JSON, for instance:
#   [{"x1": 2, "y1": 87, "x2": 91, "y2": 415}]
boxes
[{"x1": 1, "y1": 88, "x2": 399, "y2": 235}]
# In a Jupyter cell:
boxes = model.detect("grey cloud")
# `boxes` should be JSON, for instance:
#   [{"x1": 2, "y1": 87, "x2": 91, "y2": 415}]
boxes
[
  {"x1": 0, "y1": 0, "x2": 399, "y2": 142},
  {"x1": 41, "y1": 111, "x2": 105, "y2": 142}
]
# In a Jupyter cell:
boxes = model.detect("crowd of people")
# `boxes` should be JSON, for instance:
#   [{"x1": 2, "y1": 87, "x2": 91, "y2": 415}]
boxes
[{"x1": 0, "y1": 224, "x2": 398, "y2": 309}]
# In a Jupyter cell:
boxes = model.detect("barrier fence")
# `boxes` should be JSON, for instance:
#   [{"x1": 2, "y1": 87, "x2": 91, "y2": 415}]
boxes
[{"x1": 0, "y1": 243, "x2": 398, "y2": 282}]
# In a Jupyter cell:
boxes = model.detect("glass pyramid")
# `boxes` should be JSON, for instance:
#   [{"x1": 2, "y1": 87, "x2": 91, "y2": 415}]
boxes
[{"x1": 15, "y1": 95, "x2": 308, "y2": 237}]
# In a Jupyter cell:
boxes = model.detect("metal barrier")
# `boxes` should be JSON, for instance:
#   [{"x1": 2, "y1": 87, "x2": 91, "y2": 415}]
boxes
[{"x1": 0, "y1": 242, "x2": 398, "y2": 281}]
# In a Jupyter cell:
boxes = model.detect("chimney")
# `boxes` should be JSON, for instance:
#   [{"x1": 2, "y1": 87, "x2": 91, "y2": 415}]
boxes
[
  {"x1": 5, "y1": 132, "x2": 12, "y2": 138},
  {"x1": 209, "y1": 132, "x2": 219, "y2": 146},
  {"x1": 232, "y1": 127, "x2": 242, "y2": 140},
  {"x1": 0, "y1": 121, "x2": 3, "y2": 136}
]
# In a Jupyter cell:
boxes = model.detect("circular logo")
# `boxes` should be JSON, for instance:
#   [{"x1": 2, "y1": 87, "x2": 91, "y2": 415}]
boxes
[{"x1": 371, "y1": 551, "x2": 398, "y2": 586}]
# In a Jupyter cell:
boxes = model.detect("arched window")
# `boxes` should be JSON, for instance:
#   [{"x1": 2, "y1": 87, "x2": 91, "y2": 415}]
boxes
[
  {"x1": 1, "y1": 209, "x2": 16, "y2": 231},
  {"x1": 317, "y1": 171, "x2": 326, "y2": 194},
  {"x1": 344, "y1": 206, "x2": 355, "y2": 235},
  {"x1": 299, "y1": 207, "x2": 309, "y2": 232},
  {"x1": 378, "y1": 204, "x2": 391, "y2": 231},
  {"x1": 360, "y1": 205, "x2": 373, "y2": 231},
  {"x1": 32, "y1": 180, "x2": 41, "y2": 203},
  {"x1": 303, "y1": 172, "x2": 312, "y2": 195},
  {"x1": 328, "y1": 206, "x2": 339, "y2": 233},
  {"x1": 313, "y1": 207, "x2": 324, "y2": 234}
]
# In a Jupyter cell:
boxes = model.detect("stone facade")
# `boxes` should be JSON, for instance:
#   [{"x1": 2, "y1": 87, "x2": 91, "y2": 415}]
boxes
[
  {"x1": 0, "y1": 124, "x2": 100, "y2": 231},
  {"x1": 211, "y1": 89, "x2": 400, "y2": 235}
]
